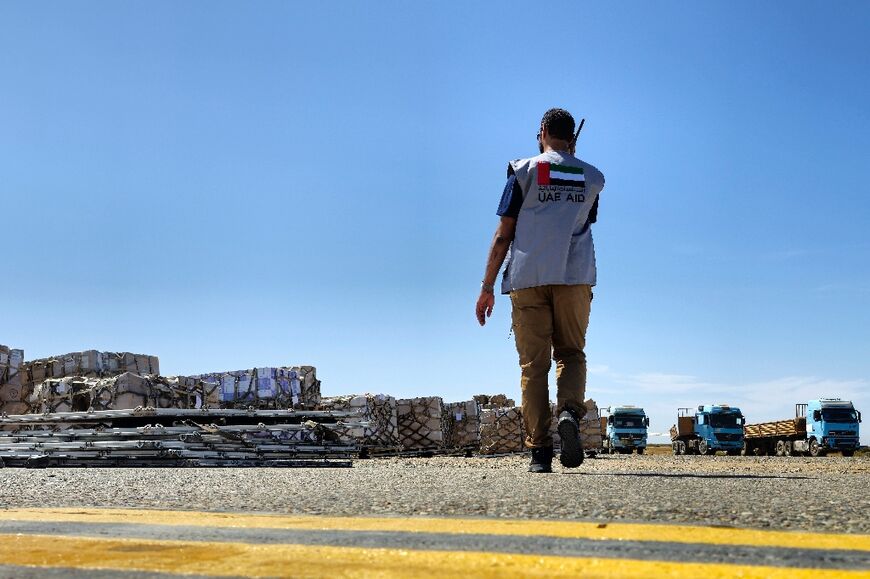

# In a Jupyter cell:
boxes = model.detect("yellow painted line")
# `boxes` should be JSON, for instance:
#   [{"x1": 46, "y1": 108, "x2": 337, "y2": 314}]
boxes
[
  {"x1": 3, "y1": 507, "x2": 870, "y2": 553},
  {"x1": 0, "y1": 533, "x2": 866, "y2": 579}
]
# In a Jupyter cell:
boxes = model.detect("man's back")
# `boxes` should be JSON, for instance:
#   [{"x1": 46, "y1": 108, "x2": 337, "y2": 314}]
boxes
[{"x1": 501, "y1": 150, "x2": 604, "y2": 295}]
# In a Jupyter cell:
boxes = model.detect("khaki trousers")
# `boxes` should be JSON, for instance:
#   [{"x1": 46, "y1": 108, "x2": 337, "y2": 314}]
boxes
[{"x1": 510, "y1": 284, "x2": 592, "y2": 449}]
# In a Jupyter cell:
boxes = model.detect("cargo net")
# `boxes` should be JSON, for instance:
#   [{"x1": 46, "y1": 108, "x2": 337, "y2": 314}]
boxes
[
  {"x1": 22, "y1": 351, "x2": 160, "y2": 385},
  {"x1": 192, "y1": 366, "x2": 321, "y2": 410},
  {"x1": 319, "y1": 393, "x2": 399, "y2": 448},
  {"x1": 0, "y1": 346, "x2": 29, "y2": 415},
  {"x1": 442, "y1": 401, "x2": 481, "y2": 450},
  {"x1": 478, "y1": 406, "x2": 524, "y2": 455},
  {"x1": 397, "y1": 396, "x2": 444, "y2": 451},
  {"x1": 550, "y1": 399, "x2": 602, "y2": 451},
  {"x1": 30, "y1": 373, "x2": 195, "y2": 414}
]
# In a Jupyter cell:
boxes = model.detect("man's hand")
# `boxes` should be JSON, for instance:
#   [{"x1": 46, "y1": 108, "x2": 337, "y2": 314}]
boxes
[{"x1": 476, "y1": 290, "x2": 495, "y2": 326}]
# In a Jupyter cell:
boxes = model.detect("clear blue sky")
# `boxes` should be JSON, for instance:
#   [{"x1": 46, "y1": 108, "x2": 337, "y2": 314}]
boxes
[{"x1": 2, "y1": 2, "x2": 868, "y2": 442}]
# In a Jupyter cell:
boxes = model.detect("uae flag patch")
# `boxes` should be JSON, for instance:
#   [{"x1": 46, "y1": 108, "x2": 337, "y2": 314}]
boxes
[{"x1": 537, "y1": 162, "x2": 585, "y2": 187}]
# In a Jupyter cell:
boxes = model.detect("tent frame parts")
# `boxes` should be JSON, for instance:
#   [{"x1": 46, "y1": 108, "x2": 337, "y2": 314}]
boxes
[{"x1": 0, "y1": 408, "x2": 359, "y2": 469}]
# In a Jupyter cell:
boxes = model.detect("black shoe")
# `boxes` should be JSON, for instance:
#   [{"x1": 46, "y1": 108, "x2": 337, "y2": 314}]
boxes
[
  {"x1": 528, "y1": 446, "x2": 553, "y2": 473},
  {"x1": 558, "y1": 410, "x2": 584, "y2": 468}
]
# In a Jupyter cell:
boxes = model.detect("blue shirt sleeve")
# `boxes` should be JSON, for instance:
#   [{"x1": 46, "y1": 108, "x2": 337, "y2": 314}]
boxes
[{"x1": 496, "y1": 174, "x2": 523, "y2": 218}]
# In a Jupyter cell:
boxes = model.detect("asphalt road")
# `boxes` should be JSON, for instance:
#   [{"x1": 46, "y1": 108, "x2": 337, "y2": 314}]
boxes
[{"x1": 2, "y1": 453, "x2": 868, "y2": 534}]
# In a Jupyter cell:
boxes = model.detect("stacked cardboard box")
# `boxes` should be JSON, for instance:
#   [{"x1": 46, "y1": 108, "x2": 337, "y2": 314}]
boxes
[
  {"x1": 478, "y1": 406, "x2": 525, "y2": 455},
  {"x1": 33, "y1": 373, "x2": 194, "y2": 413},
  {"x1": 319, "y1": 393, "x2": 399, "y2": 448},
  {"x1": 23, "y1": 351, "x2": 159, "y2": 386},
  {"x1": 193, "y1": 366, "x2": 321, "y2": 410},
  {"x1": 442, "y1": 400, "x2": 481, "y2": 449},
  {"x1": 397, "y1": 396, "x2": 444, "y2": 451},
  {"x1": 550, "y1": 398, "x2": 602, "y2": 451},
  {"x1": 0, "y1": 345, "x2": 28, "y2": 414}
]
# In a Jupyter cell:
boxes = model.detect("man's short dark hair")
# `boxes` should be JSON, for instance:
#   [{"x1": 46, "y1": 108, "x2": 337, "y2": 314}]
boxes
[{"x1": 541, "y1": 108, "x2": 575, "y2": 141}]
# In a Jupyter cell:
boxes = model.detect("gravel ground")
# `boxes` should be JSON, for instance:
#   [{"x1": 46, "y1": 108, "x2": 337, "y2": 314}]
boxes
[{"x1": 1, "y1": 453, "x2": 868, "y2": 534}]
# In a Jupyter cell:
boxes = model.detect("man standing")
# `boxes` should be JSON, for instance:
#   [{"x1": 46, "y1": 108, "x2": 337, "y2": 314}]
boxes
[{"x1": 476, "y1": 108, "x2": 604, "y2": 473}]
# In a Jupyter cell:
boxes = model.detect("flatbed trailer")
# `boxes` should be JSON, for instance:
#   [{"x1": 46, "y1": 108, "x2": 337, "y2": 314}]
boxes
[{"x1": 743, "y1": 401, "x2": 861, "y2": 457}]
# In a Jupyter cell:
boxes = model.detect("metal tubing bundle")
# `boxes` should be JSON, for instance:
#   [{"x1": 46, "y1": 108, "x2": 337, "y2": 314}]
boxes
[{"x1": 0, "y1": 408, "x2": 360, "y2": 468}]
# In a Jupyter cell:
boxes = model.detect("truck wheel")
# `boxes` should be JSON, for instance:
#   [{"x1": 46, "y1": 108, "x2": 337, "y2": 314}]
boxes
[
  {"x1": 672, "y1": 442, "x2": 680, "y2": 455},
  {"x1": 698, "y1": 439, "x2": 709, "y2": 455},
  {"x1": 775, "y1": 440, "x2": 785, "y2": 457},
  {"x1": 842, "y1": 450, "x2": 855, "y2": 458},
  {"x1": 679, "y1": 441, "x2": 687, "y2": 455},
  {"x1": 809, "y1": 438, "x2": 822, "y2": 457},
  {"x1": 784, "y1": 441, "x2": 793, "y2": 456},
  {"x1": 636, "y1": 448, "x2": 645, "y2": 455}
]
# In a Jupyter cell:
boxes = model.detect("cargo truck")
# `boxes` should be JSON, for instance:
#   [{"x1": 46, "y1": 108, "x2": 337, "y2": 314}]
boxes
[
  {"x1": 743, "y1": 399, "x2": 861, "y2": 457},
  {"x1": 670, "y1": 404, "x2": 744, "y2": 455},
  {"x1": 601, "y1": 406, "x2": 649, "y2": 454}
]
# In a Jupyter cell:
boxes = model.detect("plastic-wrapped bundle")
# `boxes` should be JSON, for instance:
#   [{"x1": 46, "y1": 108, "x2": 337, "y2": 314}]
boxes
[
  {"x1": 580, "y1": 400, "x2": 603, "y2": 450},
  {"x1": 89, "y1": 373, "x2": 189, "y2": 411},
  {"x1": 478, "y1": 406, "x2": 524, "y2": 455},
  {"x1": 32, "y1": 377, "x2": 97, "y2": 413},
  {"x1": 319, "y1": 393, "x2": 399, "y2": 448},
  {"x1": 550, "y1": 398, "x2": 602, "y2": 451},
  {"x1": 90, "y1": 373, "x2": 153, "y2": 410},
  {"x1": 397, "y1": 396, "x2": 444, "y2": 450},
  {"x1": 163, "y1": 375, "x2": 220, "y2": 409},
  {"x1": 0, "y1": 345, "x2": 29, "y2": 415},
  {"x1": 0, "y1": 345, "x2": 24, "y2": 384},
  {"x1": 192, "y1": 366, "x2": 321, "y2": 410},
  {"x1": 442, "y1": 400, "x2": 481, "y2": 449},
  {"x1": 23, "y1": 351, "x2": 159, "y2": 384}
]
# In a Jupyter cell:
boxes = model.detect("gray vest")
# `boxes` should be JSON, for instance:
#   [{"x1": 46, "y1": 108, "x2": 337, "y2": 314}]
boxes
[{"x1": 501, "y1": 150, "x2": 604, "y2": 294}]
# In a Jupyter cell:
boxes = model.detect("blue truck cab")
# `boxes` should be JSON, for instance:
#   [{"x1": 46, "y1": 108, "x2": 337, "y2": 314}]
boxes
[
  {"x1": 603, "y1": 406, "x2": 649, "y2": 455},
  {"x1": 673, "y1": 404, "x2": 745, "y2": 455},
  {"x1": 695, "y1": 404, "x2": 745, "y2": 455},
  {"x1": 804, "y1": 399, "x2": 862, "y2": 456}
]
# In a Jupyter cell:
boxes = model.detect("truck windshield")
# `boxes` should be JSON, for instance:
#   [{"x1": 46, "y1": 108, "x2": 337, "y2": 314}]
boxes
[
  {"x1": 821, "y1": 409, "x2": 858, "y2": 423},
  {"x1": 709, "y1": 413, "x2": 742, "y2": 428},
  {"x1": 614, "y1": 416, "x2": 644, "y2": 428}
]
